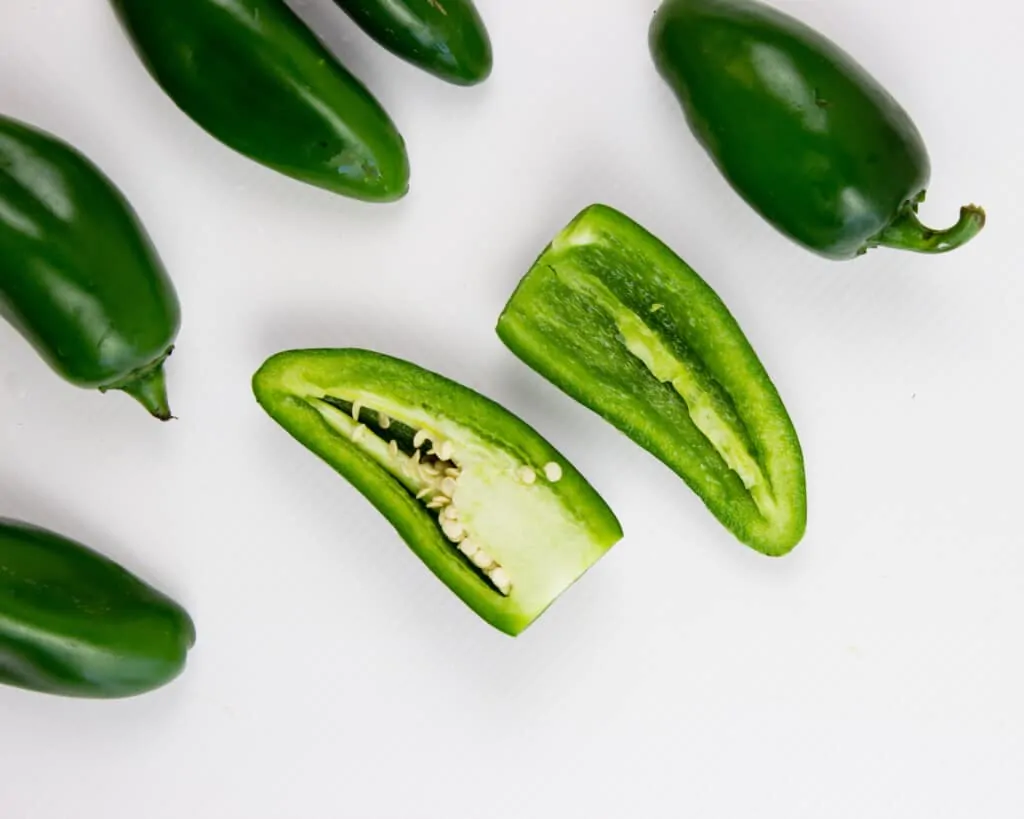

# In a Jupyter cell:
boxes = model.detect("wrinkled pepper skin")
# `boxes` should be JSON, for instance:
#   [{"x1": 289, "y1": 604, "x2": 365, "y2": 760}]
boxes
[
  {"x1": 253, "y1": 349, "x2": 622, "y2": 635},
  {"x1": 0, "y1": 115, "x2": 180, "y2": 420},
  {"x1": 498, "y1": 205, "x2": 806, "y2": 556},
  {"x1": 0, "y1": 518, "x2": 195, "y2": 699},
  {"x1": 650, "y1": 0, "x2": 985, "y2": 260},
  {"x1": 331, "y1": 0, "x2": 492, "y2": 86},
  {"x1": 110, "y1": 0, "x2": 410, "y2": 202}
]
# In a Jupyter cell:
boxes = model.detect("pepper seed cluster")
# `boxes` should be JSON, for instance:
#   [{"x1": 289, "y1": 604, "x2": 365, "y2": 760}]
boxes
[{"x1": 345, "y1": 403, "x2": 573, "y2": 598}]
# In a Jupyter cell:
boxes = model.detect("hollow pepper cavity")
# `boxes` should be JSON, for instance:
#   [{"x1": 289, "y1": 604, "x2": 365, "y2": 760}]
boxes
[
  {"x1": 331, "y1": 0, "x2": 493, "y2": 86},
  {"x1": 649, "y1": 0, "x2": 985, "y2": 260},
  {"x1": 0, "y1": 518, "x2": 195, "y2": 699},
  {"x1": 253, "y1": 349, "x2": 623, "y2": 635},
  {"x1": 498, "y1": 204, "x2": 806, "y2": 556},
  {"x1": 110, "y1": 0, "x2": 410, "y2": 202},
  {"x1": 0, "y1": 114, "x2": 180, "y2": 419}
]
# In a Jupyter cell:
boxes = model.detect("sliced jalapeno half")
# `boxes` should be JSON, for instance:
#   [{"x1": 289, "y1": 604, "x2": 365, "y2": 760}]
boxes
[
  {"x1": 253, "y1": 349, "x2": 623, "y2": 635},
  {"x1": 498, "y1": 204, "x2": 806, "y2": 556}
]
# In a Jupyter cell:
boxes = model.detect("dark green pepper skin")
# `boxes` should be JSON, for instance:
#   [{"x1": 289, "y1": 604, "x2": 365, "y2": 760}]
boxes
[
  {"x1": 650, "y1": 0, "x2": 985, "y2": 260},
  {"x1": 0, "y1": 518, "x2": 195, "y2": 699},
  {"x1": 110, "y1": 0, "x2": 410, "y2": 202},
  {"x1": 331, "y1": 0, "x2": 492, "y2": 86},
  {"x1": 0, "y1": 115, "x2": 180, "y2": 419},
  {"x1": 498, "y1": 205, "x2": 806, "y2": 556}
]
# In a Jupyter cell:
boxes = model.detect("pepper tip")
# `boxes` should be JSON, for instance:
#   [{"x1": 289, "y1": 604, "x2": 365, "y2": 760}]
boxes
[{"x1": 116, "y1": 360, "x2": 175, "y2": 421}]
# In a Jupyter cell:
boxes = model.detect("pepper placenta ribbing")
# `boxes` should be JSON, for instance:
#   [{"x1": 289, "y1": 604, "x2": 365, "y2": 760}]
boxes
[
  {"x1": 110, "y1": 0, "x2": 410, "y2": 202},
  {"x1": 0, "y1": 518, "x2": 195, "y2": 699},
  {"x1": 0, "y1": 115, "x2": 180, "y2": 419},
  {"x1": 649, "y1": 0, "x2": 985, "y2": 260},
  {"x1": 253, "y1": 349, "x2": 623, "y2": 635},
  {"x1": 331, "y1": 0, "x2": 492, "y2": 86},
  {"x1": 498, "y1": 205, "x2": 806, "y2": 556}
]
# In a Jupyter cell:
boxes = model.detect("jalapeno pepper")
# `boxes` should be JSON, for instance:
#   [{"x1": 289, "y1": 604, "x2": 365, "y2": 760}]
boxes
[
  {"x1": 649, "y1": 0, "x2": 985, "y2": 260},
  {"x1": 498, "y1": 205, "x2": 806, "y2": 556},
  {"x1": 0, "y1": 115, "x2": 180, "y2": 420},
  {"x1": 253, "y1": 349, "x2": 623, "y2": 635},
  {"x1": 331, "y1": 0, "x2": 492, "y2": 86},
  {"x1": 110, "y1": 0, "x2": 410, "y2": 202},
  {"x1": 0, "y1": 518, "x2": 195, "y2": 699}
]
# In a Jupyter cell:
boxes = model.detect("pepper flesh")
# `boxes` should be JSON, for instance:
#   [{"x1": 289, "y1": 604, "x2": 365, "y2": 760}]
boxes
[
  {"x1": 0, "y1": 518, "x2": 195, "y2": 699},
  {"x1": 331, "y1": 0, "x2": 492, "y2": 86},
  {"x1": 110, "y1": 0, "x2": 410, "y2": 202},
  {"x1": 649, "y1": 0, "x2": 985, "y2": 260},
  {"x1": 497, "y1": 204, "x2": 806, "y2": 556},
  {"x1": 253, "y1": 349, "x2": 623, "y2": 635},
  {"x1": 0, "y1": 115, "x2": 180, "y2": 419}
]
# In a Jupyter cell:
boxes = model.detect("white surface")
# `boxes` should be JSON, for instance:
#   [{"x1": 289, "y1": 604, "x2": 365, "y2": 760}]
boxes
[{"x1": 0, "y1": 0, "x2": 1021, "y2": 816}]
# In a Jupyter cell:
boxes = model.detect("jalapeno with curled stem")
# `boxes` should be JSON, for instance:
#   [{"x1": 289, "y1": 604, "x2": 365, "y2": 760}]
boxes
[{"x1": 650, "y1": 0, "x2": 985, "y2": 260}]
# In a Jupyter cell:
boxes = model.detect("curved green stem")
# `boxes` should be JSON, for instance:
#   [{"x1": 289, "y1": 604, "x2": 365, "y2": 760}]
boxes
[
  {"x1": 873, "y1": 202, "x2": 986, "y2": 254},
  {"x1": 105, "y1": 349, "x2": 175, "y2": 421}
]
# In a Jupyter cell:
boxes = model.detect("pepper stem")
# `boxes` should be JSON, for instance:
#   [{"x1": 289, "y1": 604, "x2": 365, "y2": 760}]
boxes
[
  {"x1": 111, "y1": 355, "x2": 175, "y2": 421},
  {"x1": 873, "y1": 202, "x2": 986, "y2": 254}
]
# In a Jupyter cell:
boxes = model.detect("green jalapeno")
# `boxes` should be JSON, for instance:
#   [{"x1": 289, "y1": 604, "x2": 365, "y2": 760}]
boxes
[
  {"x1": 0, "y1": 518, "x2": 195, "y2": 699},
  {"x1": 110, "y1": 0, "x2": 410, "y2": 202},
  {"x1": 331, "y1": 0, "x2": 492, "y2": 86},
  {"x1": 0, "y1": 114, "x2": 180, "y2": 419},
  {"x1": 498, "y1": 204, "x2": 806, "y2": 556},
  {"x1": 253, "y1": 349, "x2": 623, "y2": 635},
  {"x1": 650, "y1": 0, "x2": 985, "y2": 260}
]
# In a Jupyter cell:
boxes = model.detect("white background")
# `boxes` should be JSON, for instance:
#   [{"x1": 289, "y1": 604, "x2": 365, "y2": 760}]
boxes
[{"x1": 1, "y1": 0, "x2": 1021, "y2": 816}]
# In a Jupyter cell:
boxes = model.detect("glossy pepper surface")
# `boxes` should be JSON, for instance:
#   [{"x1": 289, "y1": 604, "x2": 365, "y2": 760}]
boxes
[
  {"x1": 0, "y1": 518, "x2": 195, "y2": 699},
  {"x1": 650, "y1": 0, "x2": 985, "y2": 260},
  {"x1": 331, "y1": 0, "x2": 492, "y2": 86},
  {"x1": 110, "y1": 0, "x2": 410, "y2": 202},
  {"x1": 0, "y1": 115, "x2": 180, "y2": 419},
  {"x1": 253, "y1": 349, "x2": 622, "y2": 635},
  {"x1": 498, "y1": 205, "x2": 806, "y2": 556}
]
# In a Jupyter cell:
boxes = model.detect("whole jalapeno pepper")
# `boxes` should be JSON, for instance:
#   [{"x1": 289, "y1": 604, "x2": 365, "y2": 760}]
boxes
[
  {"x1": 0, "y1": 114, "x2": 180, "y2": 419},
  {"x1": 650, "y1": 0, "x2": 985, "y2": 260},
  {"x1": 0, "y1": 518, "x2": 195, "y2": 699},
  {"x1": 330, "y1": 0, "x2": 493, "y2": 86},
  {"x1": 110, "y1": 0, "x2": 410, "y2": 202}
]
